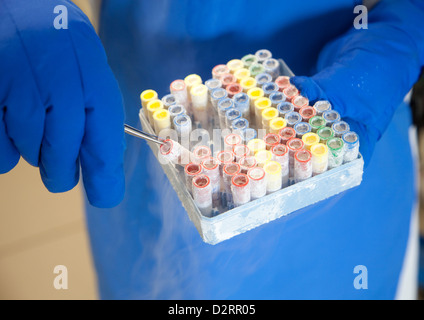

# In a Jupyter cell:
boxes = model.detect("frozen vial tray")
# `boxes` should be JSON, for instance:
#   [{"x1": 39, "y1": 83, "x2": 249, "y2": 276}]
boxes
[{"x1": 138, "y1": 58, "x2": 364, "y2": 245}]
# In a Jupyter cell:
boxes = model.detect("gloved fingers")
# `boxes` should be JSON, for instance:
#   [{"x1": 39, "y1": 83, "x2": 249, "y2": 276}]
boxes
[
  {"x1": 290, "y1": 76, "x2": 328, "y2": 104},
  {"x1": 70, "y1": 21, "x2": 126, "y2": 208},
  {"x1": 0, "y1": 41, "x2": 45, "y2": 167},
  {"x1": 0, "y1": 107, "x2": 20, "y2": 174},
  {"x1": 38, "y1": 94, "x2": 86, "y2": 193}
]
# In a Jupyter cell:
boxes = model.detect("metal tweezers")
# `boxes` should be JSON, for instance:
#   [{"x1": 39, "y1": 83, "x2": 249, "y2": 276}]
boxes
[{"x1": 124, "y1": 124, "x2": 165, "y2": 146}]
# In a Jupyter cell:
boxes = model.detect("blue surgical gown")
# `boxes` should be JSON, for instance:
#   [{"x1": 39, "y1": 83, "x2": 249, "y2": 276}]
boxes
[{"x1": 84, "y1": 0, "x2": 417, "y2": 299}]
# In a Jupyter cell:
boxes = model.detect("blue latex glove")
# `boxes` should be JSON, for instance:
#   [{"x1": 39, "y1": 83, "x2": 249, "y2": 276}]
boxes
[
  {"x1": 291, "y1": 0, "x2": 424, "y2": 166},
  {"x1": 0, "y1": 0, "x2": 125, "y2": 208}
]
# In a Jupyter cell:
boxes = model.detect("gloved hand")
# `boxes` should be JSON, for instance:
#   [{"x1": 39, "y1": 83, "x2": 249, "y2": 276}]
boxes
[
  {"x1": 291, "y1": 0, "x2": 424, "y2": 166},
  {"x1": 0, "y1": 0, "x2": 125, "y2": 208}
]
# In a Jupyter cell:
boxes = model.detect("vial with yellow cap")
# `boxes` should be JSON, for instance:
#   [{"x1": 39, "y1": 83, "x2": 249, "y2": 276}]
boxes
[
  {"x1": 302, "y1": 132, "x2": 320, "y2": 151},
  {"x1": 184, "y1": 74, "x2": 202, "y2": 113},
  {"x1": 190, "y1": 84, "x2": 209, "y2": 129},
  {"x1": 254, "y1": 149, "x2": 272, "y2": 167},
  {"x1": 227, "y1": 59, "x2": 244, "y2": 74},
  {"x1": 247, "y1": 87, "x2": 264, "y2": 119},
  {"x1": 310, "y1": 143, "x2": 329, "y2": 175},
  {"x1": 233, "y1": 68, "x2": 251, "y2": 83},
  {"x1": 261, "y1": 107, "x2": 279, "y2": 132},
  {"x1": 240, "y1": 77, "x2": 257, "y2": 93},
  {"x1": 152, "y1": 109, "x2": 171, "y2": 135},
  {"x1": 263, "y1": 160, "x2": 283, "y2": 194},
  {"x1": 247, "y1": 138, "x2": 266, "y2": 156},
  {"x1": 269, "y1": 117, "x2": 287, "y2": 134},
  {"x1": 146, "y1": 99, "x2": 164, "y2": 125},
  {"x1": 254, "y1": 97, "x2": 272, "y2": 128},
  {"x1": 140, "y1": 89, "x2": 158, "y2": 119}
]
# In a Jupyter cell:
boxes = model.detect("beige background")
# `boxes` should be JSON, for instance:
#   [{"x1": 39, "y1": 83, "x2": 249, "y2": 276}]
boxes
[{"x1": 0, "y1": 160, "x2": 97, "y2": 300}]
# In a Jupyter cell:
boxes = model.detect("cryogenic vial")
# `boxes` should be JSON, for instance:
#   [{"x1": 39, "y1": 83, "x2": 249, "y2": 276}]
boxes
[
  {"x1": 173, "y1": 114, "x2": 192, "y2": 138},
  {"x1": 210, "y1": 88, "x2": 228, "y2": 110},
  {"x1": 287, "y1": 137, "x2": 304, "y2": 176},
  {"x1": 233, "y1": 68, "x2": 251, "y2": 83},
  {"x1": 269, "y1": 91, "x2": 286, "y2": 108},
  {"x1": 205, "y1": 78, "x2": 222, "y2": 99},
  {"x1": 233, "y1": 92, "x2": 250, "y2": 121},
  {"x1": 231, "y1": 173, "x2": 251, "y2": 207},
  {"x1": 226, "y1": 82, "x2": 243, "y2": 98},
  {"x1": 223, "y1": 163, "x2": 241, "y2": 209},
  {"x1": 233, "y1": 144, "x2": 250, "y2": 162},
  {"x1": 255, "y1": 72, "x2": 272, "y2": 87},
  {"x1": 271, "y1": 144, "x2": 289, "y2": 187},
  {"x1": 299, "y1": 106, "x2": 316, "y2": 122},
  {"x1": 224, "y1": 133, "x2": 242, "y2": 151},
  {"x1": 263, "y1": 133, "x2": 281, "y2": 150},
  {"x1": 161, "y1": 94, "x2": 177, "y2": 109},
  {"x1": 294, "y1": 149, "x2": 312, "y2": 183},
  {"x1": 146, "y1": 99, "x2": 164, "y2": 125},
  {"x1": 313, "y1": 100, "x2": 332, "y2": 116},
  {"x1": 192, "y1": 145, "x2": 212, "y2": 164},
  {"x1": 247, "y1": 167, "x2": 267, "y2": 200},
  {"x1": 216, "y1": 150, "x2": 234, "y2": 175},
  {"x1": 279, "y1": 126, "x2": 296, "y2": 145},
  {"x1": 263, "y1": 161, "x2": 283, "y2": 194},
  {"x1": 285, "y1": 111, "x2": 302, "y2": 127},
  {"x1": 269, "y1": 117, "x2": 287, "y2": 134},
  {"x1": 310, "y1": 143, "x2": 329, "y2": 175},
  {"x1": 247, "y1": 138, "x2": 266, "y2": 156},
  {"x1": 261, "y1": 107, "x2": 279, "y2": 131},
  {"x1": 168, "y1": 104, "x2": 186, "y2": 121},
  {"x1": 227, "y1": 59, "x2": 244, "y2": 74},
  {"x1": 140, "y1": 89, "x2": 158, "y2": 109},
  {"x1": 241, "y1": 128, "x2": 257, "y2": 143},
  {"x1": 254, "y1": 97, "x2": 272, "y2": 127},
  {"x1": 225, "y1": 108, "x2": 242, "y2": 129},
  {"x1": 184, "y1": 162, "x2": 202, "y2": 193},
  {"x1": 332, "y1": 121, "x2": 350, "y2": 138},
  {"x1": 262, "y1": 58, "x2": 280, "y2": 80},
  {"x1": 292, "y1": 95, "x2": 309, "y2": 112},
  {"x1": 218, "y1": 98, "x2": 234, "y2": 129},
  {"x1": 190, "y1": 84, "x2": 209, "y2": 129},
  {"x1": 277, "y1": 101, "x2": 295, "y2": 118},
  {"x1": 283, "y1": 85, "x2": 299, "y2": 103},
  {"x1": 275, "y1": 76, "x2": 291, "y2": 92},
  {"x1": 212, "y1": 64, "x2": 230, "y2": 79},
  {"x1": 239, "y1": 155, "x2": 257, "y2": 174},
  {"x1": 309, "y1": 116, "x2": 326, "y2": 133},
  {"x1": 152, "y1": 109, "x2": 171, "y2": 134},
  {"x1": 302, "y1": 132, "x2": 320, "y2": 150},
  {"x1": 254, "y1": 149, "x2": 272, "y2": 167},
  {"x1": 255, "y1": 49, "x2": 272, "y2": 63},
  {"x1": 317, "y1": 126, "x2": 334, "y2": 144},
  {"x1": 192, "y1": 174, "x2": 213, "y2": 217},
  {"x1": 294, "y1": 122, "x2": 312, "y2": 139},
  {"x1": 249, "y1": 62, "x2": 265, "y2": 77},
  {"x1": 323, "y1": 110, "x2": 341, "y2": 127},
  {"x1": 342, "y1": 131, "x2": 360, "y2": 163},
  {"x1": 247, "y1": 87, "x2": 264, "y2": 119},
  {"x1": 240, "y1": 77, "x2": 257, "y2": 93},
  {"x1": 170, "y1": 80, "x2": 188, "y2": 109},
  {"x1": 220, "y1": 73, "x2": 237, "y2": 88},
  {"x1": 241, "y1": 54, "x2": 258, "y2": 68},
  {"x1": 159, "y1": 139, "x2": 182, "y2": 166},
  {"x1": 201, "y1": 157, "x2": 221, "y2": 208},
  {"x1": 232, "y1": 118, "x2": 249, "y2": 132},
  {"x1": 262, "y1": 82, "x2": 279, "y2": 97},
  {"x1": 327, "y1": 137, "x2": 345, "y2": 169}
]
